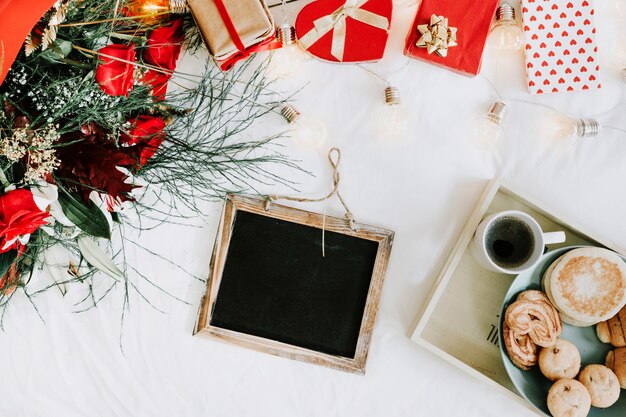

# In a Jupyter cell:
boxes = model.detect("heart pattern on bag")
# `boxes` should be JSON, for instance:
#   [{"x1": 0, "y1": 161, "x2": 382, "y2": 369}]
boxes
[{"x1": 522, "y1": 0, "x2": 601, "y2": 95}]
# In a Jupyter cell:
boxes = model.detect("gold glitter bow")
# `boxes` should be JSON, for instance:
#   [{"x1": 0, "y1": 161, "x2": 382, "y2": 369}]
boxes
[{"x1": 416, "y1": 15, "x2": 458, "y2": 58}]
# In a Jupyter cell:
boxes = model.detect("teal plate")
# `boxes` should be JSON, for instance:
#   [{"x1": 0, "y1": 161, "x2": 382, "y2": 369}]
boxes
[{"x1": 499, "y1": 246, "x2": 626, "y2": 417}]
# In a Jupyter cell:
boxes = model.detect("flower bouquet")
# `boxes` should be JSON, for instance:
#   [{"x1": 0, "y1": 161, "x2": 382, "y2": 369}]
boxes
[{"x1": 0, "y1": 0, "x2": 292, "y2": 319}]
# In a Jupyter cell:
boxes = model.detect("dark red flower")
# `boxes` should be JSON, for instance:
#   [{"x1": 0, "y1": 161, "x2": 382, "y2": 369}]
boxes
[
  {"x1": 56, "y1": 125, "x2": 140, "y2": 203},
  {"x1": 0, "y1": 189, "x2": 49, "y2": 254},
  {"x1": 120, "y1": 116, "x2": 166, "y2": 167},
  {"x1": 95, "y1": 44, "x2": 136, "y2": 96},
  {"x1": 144, "y1": 18, "x2": 184, "y2": 71}
]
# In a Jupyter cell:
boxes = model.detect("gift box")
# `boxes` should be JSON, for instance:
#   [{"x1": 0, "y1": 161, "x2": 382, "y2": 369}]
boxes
[
  {"x1": 522, "y1": 0, "x2": 601, "y2": 94},
  {"x1": 403, "y1": 0, "x2": 499, "y2": 77},
  {"x1": 187, "y1": 0, "x2": 277, "y2": 70},
  {"x1": 295, "y1": 0, "x2": 392, "y2": 63}
]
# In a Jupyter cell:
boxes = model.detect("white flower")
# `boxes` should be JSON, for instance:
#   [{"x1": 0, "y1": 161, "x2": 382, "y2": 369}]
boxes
[{"x1": 31, "y1": 180, "x2": 75, "y2": 228}]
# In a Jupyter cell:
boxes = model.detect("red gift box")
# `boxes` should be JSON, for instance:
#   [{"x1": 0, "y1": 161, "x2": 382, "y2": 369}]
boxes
[
  {"x1": 295, "y1": 0, "x2": 392, "y2": 63},
  {"x1": 404, "y1": 0, "x2": 499, "y2": 76}
]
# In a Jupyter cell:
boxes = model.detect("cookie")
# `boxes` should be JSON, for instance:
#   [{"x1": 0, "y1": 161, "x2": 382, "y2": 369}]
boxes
[
  {"x1": 543, "y1": 256, "x2": 596, "y2": 327},
  {"x1": 577, "y1": 364, "x2": 621, "y2": 408},
  {"x1": 596, "y1": 305, "x2": 626, "y2": 347},
  {"x1": 539, "y1": 339, "x2": 581, "y2": 381},
  {"x1": 505, "y1": 290, "x2": 562, "y2": 348},
  {"x1": 503, "y1": 322, "x2": 537, "y2": 370},
  {"x1": 545, "y1": 248, "x2": 626, "y2": 327},
  {"x1": 547, "y1": 379, "x2": 591, "y2": 417},
  {"x1": 606, "y1": 348, "x2": 626, "y2": 390}
]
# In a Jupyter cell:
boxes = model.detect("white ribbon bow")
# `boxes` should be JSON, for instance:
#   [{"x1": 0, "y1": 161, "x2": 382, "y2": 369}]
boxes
[{"x1": 298, "y1": 0, "x2": 390, "y2": 62}]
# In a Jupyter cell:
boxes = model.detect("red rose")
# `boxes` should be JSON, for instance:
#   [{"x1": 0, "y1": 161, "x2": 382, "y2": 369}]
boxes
[
  {"x1": 144, "y1": 18, "x2": 184, "y2": 71},
  {"x1": 142, "y1": 19, "x2": 184, "y2": 99},
  {"x1": 120, "y1": 116, "x2": 166, "y2": 167},
  {"x1": 0, "y1": 189, "x2": 49, "y2": 254},
  {"x1": 143, "y1": 69, "x2": 170, "y2": 100},
  {"x1": 96, "y1": 44, "x2": 136, "y2": 96}
]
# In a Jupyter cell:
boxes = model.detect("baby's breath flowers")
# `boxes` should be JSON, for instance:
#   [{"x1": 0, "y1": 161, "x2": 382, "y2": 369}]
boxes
[{"x1": 0, "y1": 124, "x2": 61, "y2": 184}]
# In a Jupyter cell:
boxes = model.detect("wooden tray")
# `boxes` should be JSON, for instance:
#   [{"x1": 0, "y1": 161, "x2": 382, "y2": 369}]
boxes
[{"x1": 409, "y1": 178, "x2": 626, "y2": 413}]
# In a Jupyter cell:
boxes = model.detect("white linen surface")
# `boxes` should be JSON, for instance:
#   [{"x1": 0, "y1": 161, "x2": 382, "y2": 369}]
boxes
[{"x1": 1, "y1": 1, "x2": 624, "y2": 416}]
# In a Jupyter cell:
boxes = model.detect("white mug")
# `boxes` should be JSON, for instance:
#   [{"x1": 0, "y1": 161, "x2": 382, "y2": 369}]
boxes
[{"x1": 470, "y1": 210, "x2": 566, "y2": 274}]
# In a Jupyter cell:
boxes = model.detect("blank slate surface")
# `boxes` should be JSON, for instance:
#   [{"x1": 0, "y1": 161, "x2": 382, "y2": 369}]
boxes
[{"x1": 210, "y1": 210, "x2": 379, "y2": 358}]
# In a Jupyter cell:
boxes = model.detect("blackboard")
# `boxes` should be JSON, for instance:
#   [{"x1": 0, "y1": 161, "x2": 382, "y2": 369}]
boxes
[{"x1": 195, "y1": 195, "x2": 394, "y2": 374}]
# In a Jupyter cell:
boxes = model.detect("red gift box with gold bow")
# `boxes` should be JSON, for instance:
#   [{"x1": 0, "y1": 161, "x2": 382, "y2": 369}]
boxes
[{"x1": 404, "y1": 0, "x2": 499, "y2": 76}]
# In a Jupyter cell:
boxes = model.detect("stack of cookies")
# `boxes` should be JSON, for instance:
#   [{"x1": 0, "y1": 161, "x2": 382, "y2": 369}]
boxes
[
  {"x1": 597, "y1": 304, "x2": 626, "y2": 390},
  {"x1": 503, "y1": 287, "x2": 624, "y2": 417}
]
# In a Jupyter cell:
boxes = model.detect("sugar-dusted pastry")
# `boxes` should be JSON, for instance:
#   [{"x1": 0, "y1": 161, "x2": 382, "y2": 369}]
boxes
[
  {"x1": 539, "y1": 339, "x2": 581, "y2": 381},
  {"x1": 544, "y1": 247, "x2": 626, "y2": 327},
  {"x1": 547, "y1": 379, "x2": 591, "y2": 417},
  {"x1": 596, "y1": 305, "x2": 626, "y2": 347},
  {"x1": 606, "y1": 348, "x2": 626, "y2": 390},
  {"x1": 577, "y1": 364, "x2": 621, "y2": 408},
  {"x1": 505, "y1": 290, "x2": 562, "y2": 348},
  {"x1": 503, "y1": 323, "x2": 538, "y2": 370}
]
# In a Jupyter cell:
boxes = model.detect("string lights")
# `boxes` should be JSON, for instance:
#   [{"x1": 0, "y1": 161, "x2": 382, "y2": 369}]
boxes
[
  {"x1": 281, "y1": 104, "x2": 328, "y2": 149},
  {"x1": 125, "y1": 0, "x2": 188, "y2": 23},
  {"x1": 489, "y1": 3, "x2": 524, "y2": 51},
  {"x1": 374, "y1": 86, "x2": 409, "y2": 140},
  {"x1": 267, "y1": 24, "x2": 307, "y2": 79},
  {"x1": 471, "y1": 101, "x2": 508, "y2": 150}
]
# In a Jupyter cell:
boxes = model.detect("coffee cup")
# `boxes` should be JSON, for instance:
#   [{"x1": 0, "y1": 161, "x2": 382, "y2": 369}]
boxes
[{"x1": 470, "y1": 210, "x2": 566, "y2": 274}]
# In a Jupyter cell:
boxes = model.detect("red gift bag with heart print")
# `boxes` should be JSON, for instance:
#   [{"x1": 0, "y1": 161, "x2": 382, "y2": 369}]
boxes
[
  {"x1": 295, "y1": 0, "x2": 392, "y2": 63},
  {"x1": 522, "y1": 0, "x2": 601, "y2": 94},
  {"x1": 403, "y1": 0, "x2": 499, "y2": 77}
]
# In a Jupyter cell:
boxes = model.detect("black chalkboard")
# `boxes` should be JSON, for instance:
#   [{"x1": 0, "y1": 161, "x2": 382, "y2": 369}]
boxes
[
  {"x1": 210, "y1": 210, "x2": 380, "y2": 358},
  {"x1": 195, "y1": 195, "x2": 394, "y2": 373}
]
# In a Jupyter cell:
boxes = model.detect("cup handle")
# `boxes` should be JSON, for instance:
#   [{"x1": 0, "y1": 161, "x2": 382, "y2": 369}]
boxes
[{"x1": 543, "y1": 231, "x2": 566, "y2": 245}]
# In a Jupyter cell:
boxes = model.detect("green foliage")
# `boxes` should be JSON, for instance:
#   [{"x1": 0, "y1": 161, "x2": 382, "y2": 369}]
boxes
[
  {"x1": 0, "y1": 251, "x2": 18, "y2": 279},
  {"x1": 58, "y1": 190, "x2": 111, "y2": 239},
  {"x1": 0, "y1": 0, "x2": 300, "y2": 323}
]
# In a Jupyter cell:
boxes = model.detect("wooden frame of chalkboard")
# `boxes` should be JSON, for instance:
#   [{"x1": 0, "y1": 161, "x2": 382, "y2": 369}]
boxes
[{"x1": 194, "y1": 194, "x2": 394, "y2": 374}]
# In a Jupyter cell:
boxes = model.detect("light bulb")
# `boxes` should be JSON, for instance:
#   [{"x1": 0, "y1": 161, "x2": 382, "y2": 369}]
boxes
[
  {"x1": 489, "y1": 3, "x2": 524, "y2": 51},
  {"x1": 374, "y1": 86, "x2": 409, "y2": 140},
  {"x1": 540, "y1": 111, "x2": 601, "y2": 146},
  {"x1": 471, "y1": 101, "x2": 507, "y2": 150},
  {"x1": 281, "y1": 105, "x2": 327, "y2": 149},
  {"x1": 126, "y1": 0, "x2": 188, "y2": 23},
  {"x1": 267, "y1": 24, "x2": 307, "y2": 79}
]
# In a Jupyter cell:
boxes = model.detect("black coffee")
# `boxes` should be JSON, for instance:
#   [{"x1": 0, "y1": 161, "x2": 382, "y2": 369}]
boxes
[{"x1": 485, "y1": 216, "x2": 535, "y2": 268}]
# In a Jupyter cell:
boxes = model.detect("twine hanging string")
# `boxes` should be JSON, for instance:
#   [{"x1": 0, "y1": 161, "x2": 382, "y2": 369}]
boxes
[{"x1": 265, "y1": 148, "x2": 356, "y2": 256}]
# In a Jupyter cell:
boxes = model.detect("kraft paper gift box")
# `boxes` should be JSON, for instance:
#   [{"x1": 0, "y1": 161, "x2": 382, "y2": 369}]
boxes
[{"x1": 187, "y1": 0, "x2": 276, "y2": 70}]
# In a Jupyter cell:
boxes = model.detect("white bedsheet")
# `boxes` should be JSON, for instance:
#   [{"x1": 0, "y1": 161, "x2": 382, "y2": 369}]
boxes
[{"x1": 1, "y1": 1, "x2": 624, "y2": 416}]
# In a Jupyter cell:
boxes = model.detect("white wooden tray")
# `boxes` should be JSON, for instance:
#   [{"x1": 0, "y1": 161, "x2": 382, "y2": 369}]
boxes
[{"x1": 409, "y1": 178, "x2": 626, "y2": 413}]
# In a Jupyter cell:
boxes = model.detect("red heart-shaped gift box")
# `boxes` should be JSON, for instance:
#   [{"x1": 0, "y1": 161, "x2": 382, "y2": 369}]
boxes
[{"x1": 295, "y1": 0, "x2": 392, "y2": 63}]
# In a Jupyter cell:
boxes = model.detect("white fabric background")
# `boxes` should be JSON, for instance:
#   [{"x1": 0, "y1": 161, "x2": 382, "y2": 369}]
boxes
[{"x1": 1, "y1": 1, "x2": 625, "y2": 416}]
